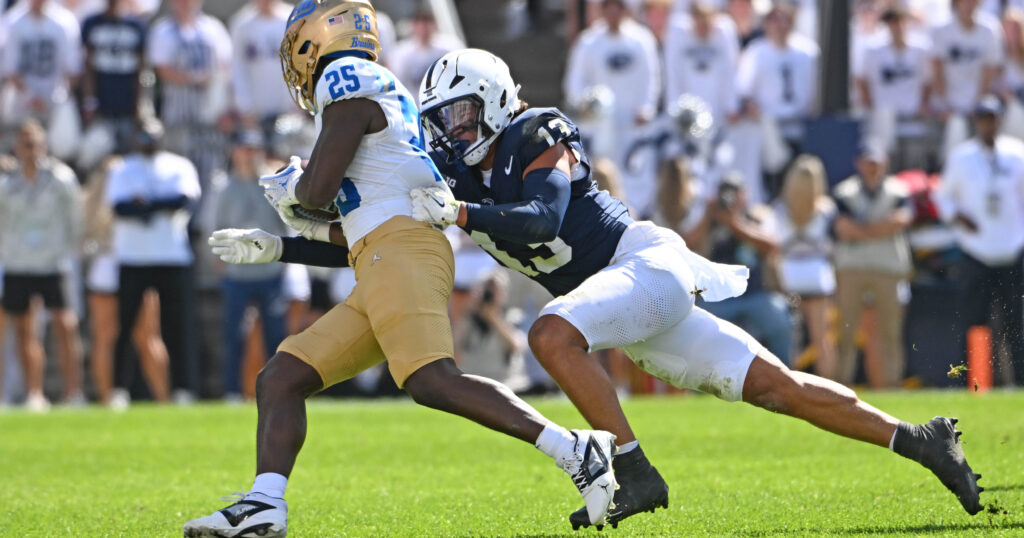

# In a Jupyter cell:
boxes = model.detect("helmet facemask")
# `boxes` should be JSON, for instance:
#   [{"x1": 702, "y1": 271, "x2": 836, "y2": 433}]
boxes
[{"x1": 421, "y1": 95, "x2": 497, "y2": 166}]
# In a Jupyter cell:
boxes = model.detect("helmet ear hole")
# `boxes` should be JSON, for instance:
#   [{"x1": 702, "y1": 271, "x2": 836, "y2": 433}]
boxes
[
  {"x1": 298, "y1": 40, "x2": 312, "y2": 55},
  {"x1": 500, "y1": 90, "x2": 507, "y2": 108}
]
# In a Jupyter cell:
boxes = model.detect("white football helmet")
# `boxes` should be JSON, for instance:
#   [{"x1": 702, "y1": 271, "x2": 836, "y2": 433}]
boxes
[{"x1": 418, "y1": 49, "x2": 521, "y2": 166}]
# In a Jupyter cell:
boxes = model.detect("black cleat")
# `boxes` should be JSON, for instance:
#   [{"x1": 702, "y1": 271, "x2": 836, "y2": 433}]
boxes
[
  {"x1": 893, "y1": 416, "x2": 983, "y2": 515},
  {"x1": 569, "y1": 446, "x2": 669, "y2": 530}
]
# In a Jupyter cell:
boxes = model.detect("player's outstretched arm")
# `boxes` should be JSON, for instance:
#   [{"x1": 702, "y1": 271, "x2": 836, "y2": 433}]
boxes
[
  {"x1": 296, "y1": 98, "x2": 387, "y2": 209},
  {"x1": 209, "y1": 228, "x2": 349, "y2": 268},
  {"x1": 413, "y1": 144, "x2": 573, "y2": 244}
]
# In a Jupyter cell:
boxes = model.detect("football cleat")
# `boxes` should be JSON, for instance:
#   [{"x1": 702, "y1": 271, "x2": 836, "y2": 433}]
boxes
[
  {"x1": 183, "y1": 492, "x2": 287, "y2": 538},
  {"x1": 559, "y1": 430, "x2": 618, "y2": 527},
  {"x1": 570, "y1": 446, "x2": 669, "y2": 530},
  {"x1": 893, "y1": 416, "x2": 983, "y2": 515}
]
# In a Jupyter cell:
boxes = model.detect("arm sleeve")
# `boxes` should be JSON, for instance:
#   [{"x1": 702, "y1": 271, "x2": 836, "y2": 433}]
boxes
[
  {"x1": 463, "y1": 167, "x2": 572, "y2": 244},
  {"x1": 279, "y1": 236, "x2": 350, "y2": 267}
]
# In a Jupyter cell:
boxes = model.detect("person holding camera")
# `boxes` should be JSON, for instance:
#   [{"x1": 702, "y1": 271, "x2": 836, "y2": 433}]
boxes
[{"x1": 682, "y1": 171, "x2": 793, "y2": 364}]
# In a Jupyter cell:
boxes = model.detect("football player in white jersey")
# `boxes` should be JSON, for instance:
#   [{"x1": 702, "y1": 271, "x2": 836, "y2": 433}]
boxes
[{"x1": 184, "y1": 2, "x2": 617, "y2": 537}]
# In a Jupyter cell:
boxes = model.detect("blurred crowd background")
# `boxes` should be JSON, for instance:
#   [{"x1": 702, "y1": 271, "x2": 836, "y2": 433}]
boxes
[{"x1": 1, "y1": 0, "x2": 1023, "y2": 411}]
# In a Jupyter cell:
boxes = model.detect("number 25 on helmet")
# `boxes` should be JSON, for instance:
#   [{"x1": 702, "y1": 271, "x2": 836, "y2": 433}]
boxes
[{"x1": 280, "y1": 0, "x2": 380, "y2": 114}]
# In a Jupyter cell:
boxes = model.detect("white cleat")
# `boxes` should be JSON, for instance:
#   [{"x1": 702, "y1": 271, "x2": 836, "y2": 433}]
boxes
[
  {"x1": 183, "y1": 492, "x2": 287, "y2": 538},
  {"x1": 559, "y1": 430, "x2": 618, "y2": 526}
]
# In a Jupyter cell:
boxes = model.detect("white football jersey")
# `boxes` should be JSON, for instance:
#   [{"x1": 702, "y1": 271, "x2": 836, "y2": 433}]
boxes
[{"x1": 313, "y1": 56, "x2": 444, "y2": 247}]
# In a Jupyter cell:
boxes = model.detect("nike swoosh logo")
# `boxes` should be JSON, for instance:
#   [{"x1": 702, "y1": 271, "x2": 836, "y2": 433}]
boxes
[
  {"x1": 504, "y1": 156, "x2": 514, "y2": 175},
  {"x1": 433, "y1": 196, "x2": 445, "y2": 208}
]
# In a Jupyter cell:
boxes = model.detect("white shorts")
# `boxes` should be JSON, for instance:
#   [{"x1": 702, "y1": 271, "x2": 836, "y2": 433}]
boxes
[
  {"x1": 87, "y1": 253, "x2": 118, "y2": 294},
  {"x1": 539, "y1": 221, "x2": 762, "y2": 402}
]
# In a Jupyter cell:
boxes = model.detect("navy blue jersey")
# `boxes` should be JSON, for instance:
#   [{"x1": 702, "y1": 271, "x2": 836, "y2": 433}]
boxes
[
  {"x1": 81, "y1": 14, "x2": 146, "y2": 117},
  {"x1": 432, "y1": 107, "x2": 633, "y2": 296}
]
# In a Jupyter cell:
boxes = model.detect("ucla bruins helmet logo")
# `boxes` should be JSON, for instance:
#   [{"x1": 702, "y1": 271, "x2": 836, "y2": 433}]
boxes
[{"x1": 280, "y1": 0, "x2": 380, "y2": 113}]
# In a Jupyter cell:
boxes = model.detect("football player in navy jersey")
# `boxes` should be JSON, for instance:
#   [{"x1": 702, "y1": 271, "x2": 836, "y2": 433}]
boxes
[
  {"x1": 209, "y1": 48, "x2": 985, "y2": 530},
  {"x1": 409, "y1": 49, "x2": 984, "y2": 527}
]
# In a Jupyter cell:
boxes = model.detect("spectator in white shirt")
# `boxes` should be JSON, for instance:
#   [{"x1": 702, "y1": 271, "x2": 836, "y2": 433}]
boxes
[
  {"x1": 857, "y1": 4, "x2": 935, "y2": 171},
  {"x1": 229, "y1": 0, "x2": 292, "y2": 131},
  {"x1": 734, "y1": 2, "x2": 818, "y2": 199},
  {"x1": 106, "y1": 119, "x2": 202, "y2": 405},
  {"x1": 388, "y1": 8, "x2": 464, "y2": 102},
  {"x1": 736, "y1": 2, "x2": 818, "y2": 142},
  {"x1": 931, "y1": 0, "x2": 1004, "y2": 116},
  {"x1": 566, "y1": 0, "x2": 660, "y2": 127},
  {"x1": 858, "y1": 6, "x2": 932, "y2": 119},
  {"x1": 663, "y1": 1, "x2": 740, "y2": 122},
  {"x1": 148, "y1": 0, "x2": 230, "y2": 218},
  {"x1": 934, "y1": 95, "x2": 1024, "y2": 386},
  {"x1": 0, "y1": 0, "x2": 81, "y2": 130},
  {"x1": 147, "y1": 0, "x2": 231, "y2": 129},
  {"x1": 565, "y1": 0, "x2": 660, "y2": 212}
]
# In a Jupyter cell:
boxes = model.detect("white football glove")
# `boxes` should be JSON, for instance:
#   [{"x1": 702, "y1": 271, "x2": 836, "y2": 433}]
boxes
[
  {"x1": 277, "y1": 208, "x2": 333, "y2": 242},
  {"x1": 209, "y1": 228, "x2": 282, "y2": 264},
  {"x1": 411, "y1": 186, "x2": 461, "y2": 227},
  {"x1": 258, "y1": 155, "x2": 304, "y2": 217}
]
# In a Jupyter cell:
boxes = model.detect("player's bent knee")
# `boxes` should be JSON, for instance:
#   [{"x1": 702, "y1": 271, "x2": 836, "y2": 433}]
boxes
[
  {"x1": 256, "y1": 352, "x2": 323, "y2": 399},
  {"x1": 404, "y1": 358, "x2": 460, "y2": 411},
  {"x1": 742, "y1": 354, "x2": 799, "y2": 414},
  {"x1": 528, "y1": 315, "x2": 585, "y2": 364}
]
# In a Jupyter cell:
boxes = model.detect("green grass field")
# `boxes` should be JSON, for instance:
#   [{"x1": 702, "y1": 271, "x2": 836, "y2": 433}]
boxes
[{"x1": 2, "y1": 391, "x2": 1023, "y2": 537}]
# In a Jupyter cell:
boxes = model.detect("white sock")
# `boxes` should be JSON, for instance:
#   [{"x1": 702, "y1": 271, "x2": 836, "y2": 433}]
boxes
[
  {"x1": 616, "y1": 440, "x2": 639, "y2": 455},
  {"x1": 888, "y1": 428, "x2": 898, "y2": 451},
  {"x1": 535, "y1": 423, "x2": 577, "y2": 466},
  {"x1": 250, "y1": 472, "x2": 288, "y2": 499}
]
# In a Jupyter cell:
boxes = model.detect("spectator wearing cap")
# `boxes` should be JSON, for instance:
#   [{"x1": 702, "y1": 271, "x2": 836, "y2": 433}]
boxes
[
  {"x1": 856, "y1": 4, "x2": 935, "y2": 171},
  {"x1": 832, "y1": 141, "x2": 913, "y2": 389},
  {"x1": 935, "y1": 95, "x2": 1024, "y2": 386},
  {"x1": 663, "y1": 0, "x2": 740, "y2": 124},
  {"x1": 388, "y1": 7, "x2": 464, "y2": 104},
  {"x1": 228, "y1": 0, "x2": 293, "y2": 132},
  {"x1": 930, "y1": 0, "x2": 1004, "y2": 117},
  {"x1": 213, "y1": 129, "x2": 289, "y2": 401},
  {"x1": 105, "y1": 119, "x2": 201, "y2": 407},
  {"x1": 0, "y1": 119, "x2": 84, "y2": 411}
]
